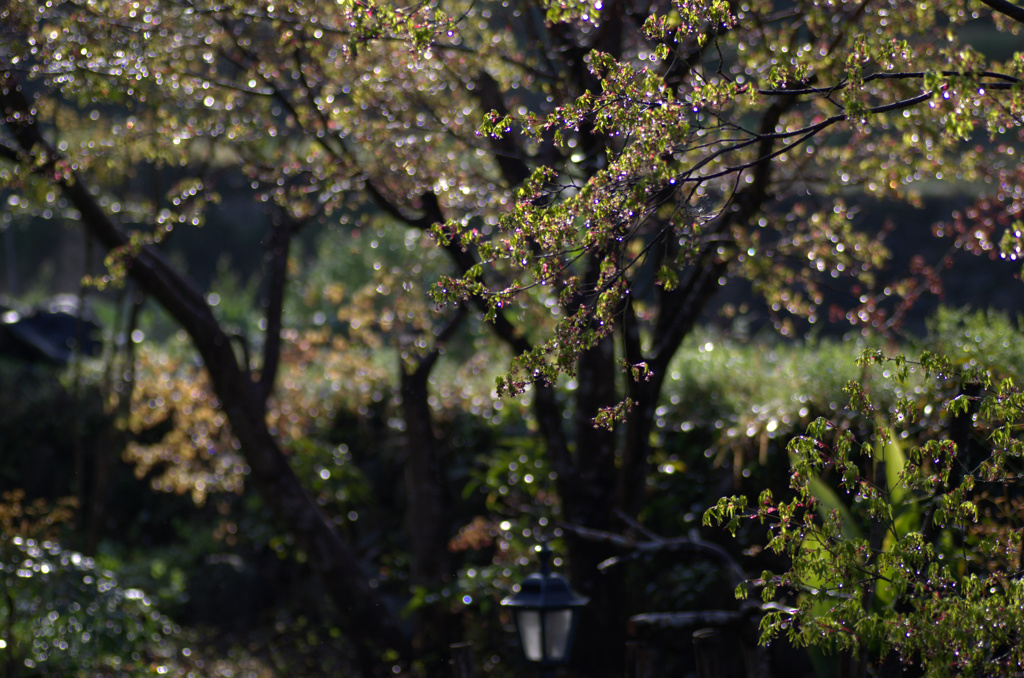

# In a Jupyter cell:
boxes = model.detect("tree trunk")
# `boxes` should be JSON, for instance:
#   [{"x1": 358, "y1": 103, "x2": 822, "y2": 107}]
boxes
[
  {"x1": 402, "y1": 360, "x2": 449, "y2": 585},
  {"x1": 401, "y1": 350, "x2": 457, "y2": 671},
  {"x1": 560, "y1": 332, "x2": 626, "y2": 678}
]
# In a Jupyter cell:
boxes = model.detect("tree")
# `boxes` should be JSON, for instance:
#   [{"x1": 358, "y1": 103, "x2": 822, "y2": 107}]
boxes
[
  {"x1": 3, "y1": 0, "x2": 1024, "y2": 675},
  {"x1": 436, "y1": 0, "x2": 1024, "y2": 670}
]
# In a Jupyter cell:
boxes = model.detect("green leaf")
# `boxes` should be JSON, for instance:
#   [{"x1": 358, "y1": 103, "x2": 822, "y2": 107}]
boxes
[{"x1": 807, "y1": 477, "x2": 863, "y2": 542}]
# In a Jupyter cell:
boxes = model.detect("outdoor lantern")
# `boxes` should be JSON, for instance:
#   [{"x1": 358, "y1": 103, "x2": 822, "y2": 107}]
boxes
[{"x1": 501, "y1": 543, "x2": 589, "y2": 671}]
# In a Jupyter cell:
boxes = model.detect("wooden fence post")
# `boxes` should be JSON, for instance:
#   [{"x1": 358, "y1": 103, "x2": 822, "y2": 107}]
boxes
[
  {"x1": 625, "y1": 640, "x2": 650, "y2": 678},
  {"x1": 450, "y1": 642, "x2": 478, "y2": 678},
  {"x1": 693, "y1": 628, "x2": 724, "y2": 678}
]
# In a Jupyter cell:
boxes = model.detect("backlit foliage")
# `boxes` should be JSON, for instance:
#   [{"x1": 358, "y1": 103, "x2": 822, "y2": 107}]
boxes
[
  {"x1": 705, "y1": 344, "x2": 1024, "y2": 676},
  {"x1": 125, "y1": 322, "x2": 398, "y2": 505},
  {"x1": 0, "y1": 490, "x2": 77, "y2": 540},
  {"x1": 126, "y1": 345, "x2": 244, "y2": 504},
  {"x1": 436, "y1": 0, "x2": 1024, "y2": 406},
  {"x1": 9, "y1": 0, "x2": 1024, "y2": 455}
]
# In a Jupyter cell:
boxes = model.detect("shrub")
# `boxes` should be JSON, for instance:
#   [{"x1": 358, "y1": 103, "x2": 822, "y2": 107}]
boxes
[
  {"x1": 706, "y1": 341, "x2": 1024, "y2": 677},
  {"x1": 1, "y1": 535, "x2": 176, "y2": 676}
]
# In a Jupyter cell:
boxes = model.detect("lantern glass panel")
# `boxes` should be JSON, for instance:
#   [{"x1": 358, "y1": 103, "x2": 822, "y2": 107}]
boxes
[
  {"x1": 516, "y1": 609, "x2": 576, "y2": 663},
  {"x1": 545, "y1": 609, "x2": 573, "y2": 662},
  {"x1": 517, "y1": 610, "x2": 543, "y2": 662}
]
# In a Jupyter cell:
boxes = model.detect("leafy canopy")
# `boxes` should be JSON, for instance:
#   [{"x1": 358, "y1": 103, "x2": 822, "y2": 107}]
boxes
[{"x1": 435, "y1": 0, "x2": 1024, "y2": 407}]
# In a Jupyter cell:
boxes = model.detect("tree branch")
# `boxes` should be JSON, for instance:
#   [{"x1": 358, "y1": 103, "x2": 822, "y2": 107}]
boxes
[
  {"x1": 977, "y1": 0, "x2": 1024, "y2": 25},
  {"x1": 0, "y1": 140, "x2": 19, "y2": 163},
  {"x1": 256, "y1": 208, "x2": 292, "y2": 407},
  {"x1": 629, "y1": 610, "x2": 742, "y2": 629},
  {"x1": 559, "y1": 522, "x2": 749, "y2": 589}
]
